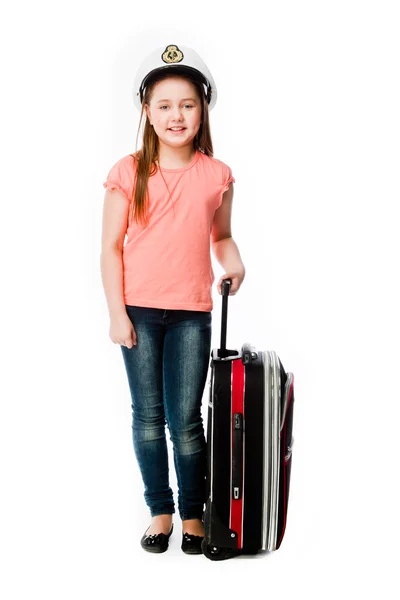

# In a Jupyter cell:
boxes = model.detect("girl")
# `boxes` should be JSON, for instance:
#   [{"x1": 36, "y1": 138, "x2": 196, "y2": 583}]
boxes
[{"x1": 100, "y1": 44, "x2": 245, "y2": 554}]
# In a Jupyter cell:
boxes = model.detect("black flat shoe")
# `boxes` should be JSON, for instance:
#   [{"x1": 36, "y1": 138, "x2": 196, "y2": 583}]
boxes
[
  {"x1": 181, "y1": 532, "x2": 204, "y2": 555},
  {"x1": 140, "y1": 524, "x2": 173, "y2": 553}
]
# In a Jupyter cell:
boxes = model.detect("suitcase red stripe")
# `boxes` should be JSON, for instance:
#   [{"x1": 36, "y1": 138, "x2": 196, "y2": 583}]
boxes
[{"x1": 230, "y1": 359, "x2": 245, "y2": 548}]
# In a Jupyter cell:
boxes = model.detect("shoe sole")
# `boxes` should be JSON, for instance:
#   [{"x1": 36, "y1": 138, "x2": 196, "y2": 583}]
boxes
[
  {"x1": 141, "y1": 544, "x2": 169, "y2": 553},
  {"x1": 181, "y1": 546, "x2": 203, "y2": 555}
]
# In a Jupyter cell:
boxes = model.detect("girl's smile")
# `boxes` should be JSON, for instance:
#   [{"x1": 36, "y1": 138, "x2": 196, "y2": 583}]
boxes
[{"x1": 167, "y1": 127, "x2": 187, "y2": 134}]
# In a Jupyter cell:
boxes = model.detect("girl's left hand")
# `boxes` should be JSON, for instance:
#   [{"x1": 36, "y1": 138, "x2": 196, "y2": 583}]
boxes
[{"x1": 217, "y1": 271, "x2": 245, "y2": 295}]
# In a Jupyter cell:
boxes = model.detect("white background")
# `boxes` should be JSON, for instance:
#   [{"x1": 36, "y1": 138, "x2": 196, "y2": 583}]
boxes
[{"x1": 1, "y1": 0, "x2": 399, "y2": 598}]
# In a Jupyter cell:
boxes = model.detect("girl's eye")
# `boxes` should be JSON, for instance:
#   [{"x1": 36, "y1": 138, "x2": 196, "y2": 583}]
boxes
[{"x1": 159, "y1": 104, "x2": 194, "y2": 110}]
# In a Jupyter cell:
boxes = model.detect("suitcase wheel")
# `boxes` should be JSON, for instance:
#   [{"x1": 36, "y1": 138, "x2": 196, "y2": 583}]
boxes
[{"x1": 201, "y1": 539, "x2": 230, "y2": 561}]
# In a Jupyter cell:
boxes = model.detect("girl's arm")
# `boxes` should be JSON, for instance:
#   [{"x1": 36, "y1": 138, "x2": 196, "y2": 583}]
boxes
[
  {"x1": 100, "y1": 189, "x2": 129, "y2": 317},
  {"x1": 211, "y1": 183, "x2": 246, "y2": 294}
]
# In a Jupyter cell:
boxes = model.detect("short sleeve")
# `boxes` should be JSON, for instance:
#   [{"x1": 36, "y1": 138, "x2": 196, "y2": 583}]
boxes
[
  {"x1": 222, "y1": 163, "x2": 235, "y2": 192},
  {"x1": 103, "y1": 156, "x2": 134, "y2": 201},
  {"x1": 215, "y1": 161, "x2": 236, "y2": 210}
]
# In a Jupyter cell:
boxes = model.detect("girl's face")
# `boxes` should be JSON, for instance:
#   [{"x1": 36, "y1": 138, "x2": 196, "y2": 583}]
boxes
[{"x1": 145, "y1": 77, "x2": 202, "y2": 150}]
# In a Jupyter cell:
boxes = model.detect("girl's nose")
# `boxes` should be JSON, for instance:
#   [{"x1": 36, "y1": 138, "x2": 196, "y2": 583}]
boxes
[{"x1": 171, "y1": 107, "x2": 183, "y2": 120}]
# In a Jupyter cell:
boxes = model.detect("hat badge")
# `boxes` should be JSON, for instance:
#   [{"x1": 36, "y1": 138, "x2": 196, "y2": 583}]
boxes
[{"x1": 161, "y1": 44, "x2": 184, "y2": 64}]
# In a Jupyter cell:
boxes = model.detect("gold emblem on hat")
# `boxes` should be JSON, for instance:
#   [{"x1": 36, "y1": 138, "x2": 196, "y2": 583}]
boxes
[{"x1": 162, "y1": 45, "x2": 184, "y2": 64}]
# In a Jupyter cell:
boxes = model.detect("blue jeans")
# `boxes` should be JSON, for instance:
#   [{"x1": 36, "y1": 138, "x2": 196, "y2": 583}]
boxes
[{"x1": 120, "y1": 305, "x2": 212, "y2": 520}]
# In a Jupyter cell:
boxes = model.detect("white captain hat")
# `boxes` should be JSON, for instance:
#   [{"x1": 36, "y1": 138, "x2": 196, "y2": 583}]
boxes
[{"x1": 133, "y1": 44, "x2": 217, "y2": 111}]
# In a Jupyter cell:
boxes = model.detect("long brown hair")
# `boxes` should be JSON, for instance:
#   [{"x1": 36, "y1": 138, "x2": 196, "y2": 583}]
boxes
[{"x1": 128, "y1": 71, "x2": 214, "y2": 228}]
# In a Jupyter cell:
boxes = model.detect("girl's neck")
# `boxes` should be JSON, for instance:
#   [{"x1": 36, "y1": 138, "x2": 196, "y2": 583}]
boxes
[{"x1": 156, "y1": 145, "x2": 196, "y2": 169}]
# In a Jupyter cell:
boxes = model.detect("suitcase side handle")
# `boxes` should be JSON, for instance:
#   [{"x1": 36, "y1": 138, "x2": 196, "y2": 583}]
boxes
[{"x1": 241, "y1": 343, "x2": 258, "y2": 365}]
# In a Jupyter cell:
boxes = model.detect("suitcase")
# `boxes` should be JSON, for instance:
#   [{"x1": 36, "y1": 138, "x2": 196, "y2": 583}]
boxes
[{"x1": 202, "y1": 279, "x2": 295, "y2": 560}]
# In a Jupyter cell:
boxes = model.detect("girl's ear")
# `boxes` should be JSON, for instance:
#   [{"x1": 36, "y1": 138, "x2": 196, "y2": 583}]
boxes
[{"x1": 144, "y1": 104, "x2": 152, "y2": 124}]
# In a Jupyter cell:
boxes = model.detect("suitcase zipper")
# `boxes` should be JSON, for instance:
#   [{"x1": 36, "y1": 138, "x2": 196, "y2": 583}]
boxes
[
  {"x1": 261, "y1": 350, "x2": 270, "y2": 550},
  {"x1": 270, "y1": 351, "x2": 281, "y2": 550},
  {"x1": 261, "y1": 351, "x2": 281, "y2": 551}
]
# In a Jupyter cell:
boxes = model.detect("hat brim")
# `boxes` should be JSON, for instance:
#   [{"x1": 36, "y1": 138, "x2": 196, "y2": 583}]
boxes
[{"x1": 139, "y1": 65, "x2": 212, "y2": 106}]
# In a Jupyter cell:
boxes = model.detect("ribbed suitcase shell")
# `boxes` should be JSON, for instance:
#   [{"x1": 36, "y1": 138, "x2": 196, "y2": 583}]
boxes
[{"x1": 202, "y1": 313, "x2": 295, "y2": 560}]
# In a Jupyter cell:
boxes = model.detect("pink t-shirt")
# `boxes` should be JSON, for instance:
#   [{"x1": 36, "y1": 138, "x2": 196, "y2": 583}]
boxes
[{"x1": 103, "y1": 149, "x2": 235, "y2": 312}]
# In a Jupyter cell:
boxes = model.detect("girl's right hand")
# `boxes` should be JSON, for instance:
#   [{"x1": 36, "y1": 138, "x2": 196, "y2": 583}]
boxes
[{"x1": 109, "y1": 313, "x2": 137, "y2": 348}]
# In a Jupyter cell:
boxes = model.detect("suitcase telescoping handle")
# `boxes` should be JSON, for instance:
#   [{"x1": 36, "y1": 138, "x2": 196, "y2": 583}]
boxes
[
  {"x1": 219, "y1": 278, "x2": 232, "y2": 358},
  {"x1": 220, "y1": 278, "x2": 258, "y2": 364}
]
